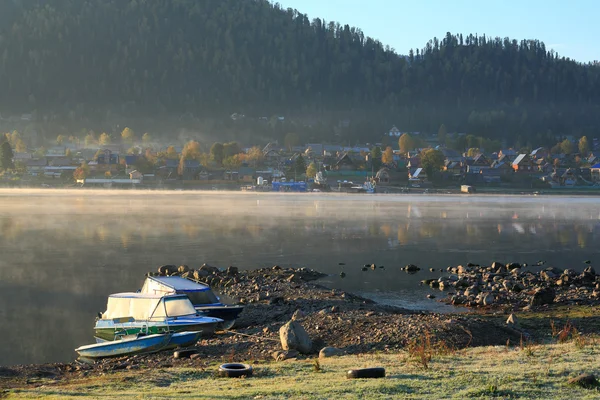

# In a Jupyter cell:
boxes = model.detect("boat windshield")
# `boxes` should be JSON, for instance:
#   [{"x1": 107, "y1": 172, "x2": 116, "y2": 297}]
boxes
[
  {"x1": 163, "y1": 297, "x2": 197, "y2": 317},
  {"x1": 182, "y1": 290, "x2": 219, "y2": 306}
]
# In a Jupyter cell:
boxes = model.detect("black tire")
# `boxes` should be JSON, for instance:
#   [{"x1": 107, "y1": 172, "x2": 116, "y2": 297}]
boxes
[
  {"x1": 218, "y1": 319, "x2": 236, "y2": 331},
  {"x1": 218, "y1": 363, "x2": 253, "y2": 378},
  {"x1": 173, "y1": 349, "x2": 198, "y2": 359},
  {"x1": 346, "y1": 367, "x2": 386, "y2": 379}
]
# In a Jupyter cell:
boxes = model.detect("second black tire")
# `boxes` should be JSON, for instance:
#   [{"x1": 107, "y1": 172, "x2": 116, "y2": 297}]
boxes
[
  {"x1": 346, "y1": 367, "x2": 386, "y2": 379},
  {"x1": 218, "y1": 363, "x2": 253, "y2": 378}
]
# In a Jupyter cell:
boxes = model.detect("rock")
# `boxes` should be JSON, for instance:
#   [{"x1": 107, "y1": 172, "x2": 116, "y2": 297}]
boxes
[
  {"x1": 540, "y1": 270, "x2": 557, "y2": 282},
  {"x1": 199, "y1": 263, "x2": 219, "y2": 274},
  {"x1": 158, "y1": 265, "x2": 177, "y2": 276},
  {"x1": 193, "y1": 269, "x2": 209, "y2": 280},
  {"x1": 330, "y1": 306, "x2": 339, "y2": 313},
  {"x1": 530, "y1": 287, "x2": 555, "y2": 306},
  {"x1": 272, "y1": 349, "x2": 299, "y2": 361},
  {"x1": 279, "y1": 320, "x2": 312, "y2": 354},
  {"x1": 370, "y1": 264, "x2": 377, "y2": 270},
  {"x1": 340, "y1": 272, "x2": 346, "y2": 278},
  {"x1": 405, "y1": 264, "x2": 419, "y2": 272},
  {"x1": 319, "y1": 347, "x2": 343, "y2": 358},
  {"x1": 272, "y1": 265, "x2": 282, "y2": 270},
  {"x1": 226, "y1": 266, "x2": 239, "y2": 276},
  {"x1": 178, "y1": 265, "x2": 190, "y2": 274},
  {"x1": 287, "y1": 274, "x2": 298, "y2": 282},
  {"x1": 427, "y1": 294, "x2": 435, "y2": 299},
  {"x1": 479, "y1": 293, "x2": 494, "y2": 306},
  {"x1": 457, "y1": 265, "x2": 468, "y2": 275},
  {"x1": 568, "y1": 373, "x2": 598, "y2": 388},
  {"x1": 291, "y1": 309, "x2": 305, "y2": 321},
  {"x1": 429, "y1": 268, "x2": 435, "y2": 272},
  {"x1": 506, "y1": 314, "x2": 519, "y2": 326},
  {"x1": 506, "y1": 262, "x2": 521, "y2": 270}
]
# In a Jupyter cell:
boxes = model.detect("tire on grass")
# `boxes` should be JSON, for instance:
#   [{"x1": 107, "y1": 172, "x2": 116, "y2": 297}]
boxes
[{"x1": 218, "y1": 363, "x2": 253, "y2": 378}]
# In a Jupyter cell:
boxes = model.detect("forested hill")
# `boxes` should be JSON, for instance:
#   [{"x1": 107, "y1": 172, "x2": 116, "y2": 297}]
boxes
[{"x1": 1, "y1": 0, "x2": 599, "y2": 143}]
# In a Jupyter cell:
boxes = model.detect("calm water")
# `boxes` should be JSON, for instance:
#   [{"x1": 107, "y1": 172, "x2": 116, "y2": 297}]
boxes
[{"x1": 1, "y1": 189, "x2": 599, "y2": 366}]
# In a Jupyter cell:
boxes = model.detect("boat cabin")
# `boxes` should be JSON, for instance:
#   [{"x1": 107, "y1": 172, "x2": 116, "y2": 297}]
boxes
[
  {"x1": 141, "y1": 276, "x2": 221, "y2": 307},
  {"x1": 100, "y1": 293, "x2": 198, "y2": 321}
]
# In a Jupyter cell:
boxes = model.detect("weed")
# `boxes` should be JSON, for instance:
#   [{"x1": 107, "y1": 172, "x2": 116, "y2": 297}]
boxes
[
  {"x1": 406, "y1": 332, "x2": 433, "y2": 370},
  {"x1": 312, "y1": 359, "x2": 322, "y2": 373},
  {"x1": 519, "y1": 335, "x2": 536, "y2": 357},
  {"x1": 487, "y1": 384, "x2": 498, "y2": 394}
]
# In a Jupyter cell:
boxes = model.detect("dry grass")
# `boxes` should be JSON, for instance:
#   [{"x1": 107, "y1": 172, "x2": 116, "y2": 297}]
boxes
[{"x1": 4, "y1": 341, "x2": 600, "y2": 399}]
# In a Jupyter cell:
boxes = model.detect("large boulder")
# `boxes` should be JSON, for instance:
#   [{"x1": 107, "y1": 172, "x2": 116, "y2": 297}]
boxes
[
  {"x1": 319, "y1": 347, "x2": 343, "y2": 358},
  {"x1": 158, "y1": 265, "x2": 177, "y2": 276},
  {"x1": 279, "y1": 320, "x2": 312, "y2": 354},
  {"x1": 178, "y1": 265, "x2": 190, "y2": 274},
  {"x1": 530, "y1": 287, "x2": 555, "y2": 306},
  {"x1": 199, "y1": 263, "x2": 219, "y2": 274}
]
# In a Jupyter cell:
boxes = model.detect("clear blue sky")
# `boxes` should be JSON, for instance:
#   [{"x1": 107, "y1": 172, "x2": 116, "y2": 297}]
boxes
[{"x1": 276, "y1": 0, "x2": 599, "y2": 63}]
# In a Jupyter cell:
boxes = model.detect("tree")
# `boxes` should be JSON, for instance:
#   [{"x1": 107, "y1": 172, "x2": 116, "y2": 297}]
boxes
[
  {"x1": 65, "y1": 148, "x2": 72, "y2": 159},
  {"x1": 178, "y1": 140, "x2": 202, "y2": 175},
  {"x1": 223, "y1": 142, "x2": 241, "y2": 158},
  {"x1": 0, "y1": 141, "x2": 15, "y2": 170},
  {"x1": 210, "y1": 142, "x2": 224, "y2": 165},
  {"x1": 223, "y1": 155, "x2": 242, "y2": 169},
  {"x1": 73, "y1": 161, "x2": 89, "y2": 180},
  {"x1": 306, "y1": 162, "x2": 317, "y2": 178},
  {"x1": 420, "y1": 148, "x2": 445, "y2": 180},
  {"x1": 294, "y1": 154, "x2": 306, "y2": 177},
  {"x1": 98, "y1": 132, "x2": 111, "y2": 145},
  {"x1": 246, "y1": 146, "x2": 264, "y2": 167},
  {"x1": 438, "y1": 124, "x2": 447, "y2": 143},
  {"x1": 370, "y1": 146, "x2": 382, "y2": 171},
  {"x1": 578, "y1": 136, "x2": 590, "y2": 157},
  {"x1": 399, "y1": 133, "x2": 416, "y2": 154},
  {"x1": 121, "y1": 127, "x2": 135, "y2": 145},
  {"x1": 166, "y1": 146, "x2": 178, "y2": 159},
  {"x1": 84, "y1": 132, "x2": 96, "y2": 147},
  {"x1": 382, "y1": 146, "x2": 394, "y2": 165},
  {"x1": 284, "y1": 132, "x2": 300, "y2": 152},
  {"x1": 142, "y1": 133, "x2": 151, "y2": 145},
  {"x1": 467, "y1": 148, "x2": 481, "y2": 157},
  {"x1": 15, "y1": 139, "x2": 27, "y2": 153},
  {"x1": 560, "y1": 139, "x2": 574, "y2": 154},
  {"x1": 56, "y1": 134, "x2": 65, "y2": 145}
]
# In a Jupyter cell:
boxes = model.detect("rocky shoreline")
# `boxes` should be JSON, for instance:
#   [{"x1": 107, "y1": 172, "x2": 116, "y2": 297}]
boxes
[
  {"x1": 420, "y1": 262, "x2": 600, "y2": 310},
  {"x1": 1, "y1": 264, "x2": 598, "y2": 389}
]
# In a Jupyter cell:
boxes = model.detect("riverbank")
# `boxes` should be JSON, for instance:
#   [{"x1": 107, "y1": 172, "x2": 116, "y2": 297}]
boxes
[
  {"x1": 3, "y1": 340, "x2": 599, "y2": 399},
  {"x1": 3, "y1": 266, "x2": 600, "y2": 394}
]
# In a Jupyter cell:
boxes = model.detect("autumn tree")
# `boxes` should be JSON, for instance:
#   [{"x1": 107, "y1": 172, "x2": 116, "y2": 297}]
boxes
[
  {"x1": 399, "y1": 133, "x2": 416, "y2": 154},
  {"x1": 178, "y1": 140, "x2": 202, "y2": 175},
  {"x1": 15, "y1": 139, "x2": 26, "y2": 153},
  {"x1": 98, "y1": 132, "x2": 111, "y2": 145},
  {"x1": 420, "y1": 148, "x2": 445, "y2": 180},
  {"x1": 121, "y1": 127, "x2": 135, "y2": 145},
  {"x1": 73, "y1": 161, "x2": 89, "y2": 180},
  {"x1": 166, "y1": 145, "x2": 178, "y2": 159},
  {"x1": 382, "y1": 146, "x2": 394, "y2": 164},
  {"x1": 142, "y1": 133, "x2": 151, "y2": 145},
  {"x1": 560, "y1": 139, "x2": 574, "y2": 154},
  {"x1": 467, "y1": 148, "x2": 481, "y2": 157},
  {"x1": 306, "y1": 161, "x2": 317, "y2": 178},
  {"x1": 56, "y1": 134, "x2": 65, "y2": 145},
  {"x1": 246, "y1": 146, "x2": 264, "y2": 167},
  {"x1": 578, "y1": 136, "x2": 590, "y2": 157},
  {"x1": 84, "y1": 132, "x2": 96, "y2": 147}
]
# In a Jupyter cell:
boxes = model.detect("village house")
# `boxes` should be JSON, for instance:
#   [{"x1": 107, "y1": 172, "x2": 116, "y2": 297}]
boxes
[
  {"x1": 24, "y1": 158, "x2": 48, "y2": 176},
  {"x1": 466, "y1": 154, "x2": 492, "y2": 174},
  {"x1": 530, "y1": 147, "x2": 549, "y2": 160},
  {"x1": 333, "y1": 153, "x2": 356, "y2": 171},
  {"x1": 497, "y1": 149, "x2": 518, "y2": 162},
  {"x1": 512, "y1": 154, "x2": 535, "y2": 173},
  {"x1": 591, "y1": 162, "x2": 600, "y2": 182}
]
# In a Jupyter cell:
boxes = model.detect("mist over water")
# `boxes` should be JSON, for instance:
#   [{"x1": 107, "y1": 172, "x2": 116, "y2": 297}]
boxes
[{"x1": 1, "y1": 189, "x2": 599, "y2": 365}]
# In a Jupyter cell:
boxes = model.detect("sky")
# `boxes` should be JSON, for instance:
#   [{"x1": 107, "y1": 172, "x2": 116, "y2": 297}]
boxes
[{"x1": 276, "y1": 0, "x2": 599, "y2": 63}]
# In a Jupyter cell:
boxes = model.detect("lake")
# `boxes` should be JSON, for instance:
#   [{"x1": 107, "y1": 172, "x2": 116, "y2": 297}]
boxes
[{"x1": 1, "y1": 189, "x2": 599, "y2": 366}]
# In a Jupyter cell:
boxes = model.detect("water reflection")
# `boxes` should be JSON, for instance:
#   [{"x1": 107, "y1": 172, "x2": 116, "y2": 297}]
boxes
[{"x1": 0, "y1": 190, "x2": 599, "y2": 365}]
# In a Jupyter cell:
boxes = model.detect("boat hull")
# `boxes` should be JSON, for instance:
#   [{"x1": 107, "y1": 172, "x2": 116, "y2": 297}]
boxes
[
  {"x1": 76, "y1": 333, "x2": 171, "y2": 359},
  {"x1": 195, "y1": 305, "x2": 244, "y2": 330}
]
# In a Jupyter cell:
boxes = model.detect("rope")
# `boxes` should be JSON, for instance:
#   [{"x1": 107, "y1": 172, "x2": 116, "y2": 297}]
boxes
[{"x1": 216, "y1": 330, "x2": 281, "y2": 343}]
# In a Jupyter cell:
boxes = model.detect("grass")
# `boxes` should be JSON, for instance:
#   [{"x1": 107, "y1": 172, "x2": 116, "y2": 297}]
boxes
[{"x1": 4, "y1": 341, "x2": 600, "y2": 399}]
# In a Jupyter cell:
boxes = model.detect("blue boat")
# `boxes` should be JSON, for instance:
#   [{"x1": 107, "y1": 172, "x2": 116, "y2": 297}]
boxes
[
  {"x1": 166, "y1": 331, "x2": 202, "y2": 349},
  {"x1": 75, "y1": 333, "x2": 172, "y2": 359}
]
